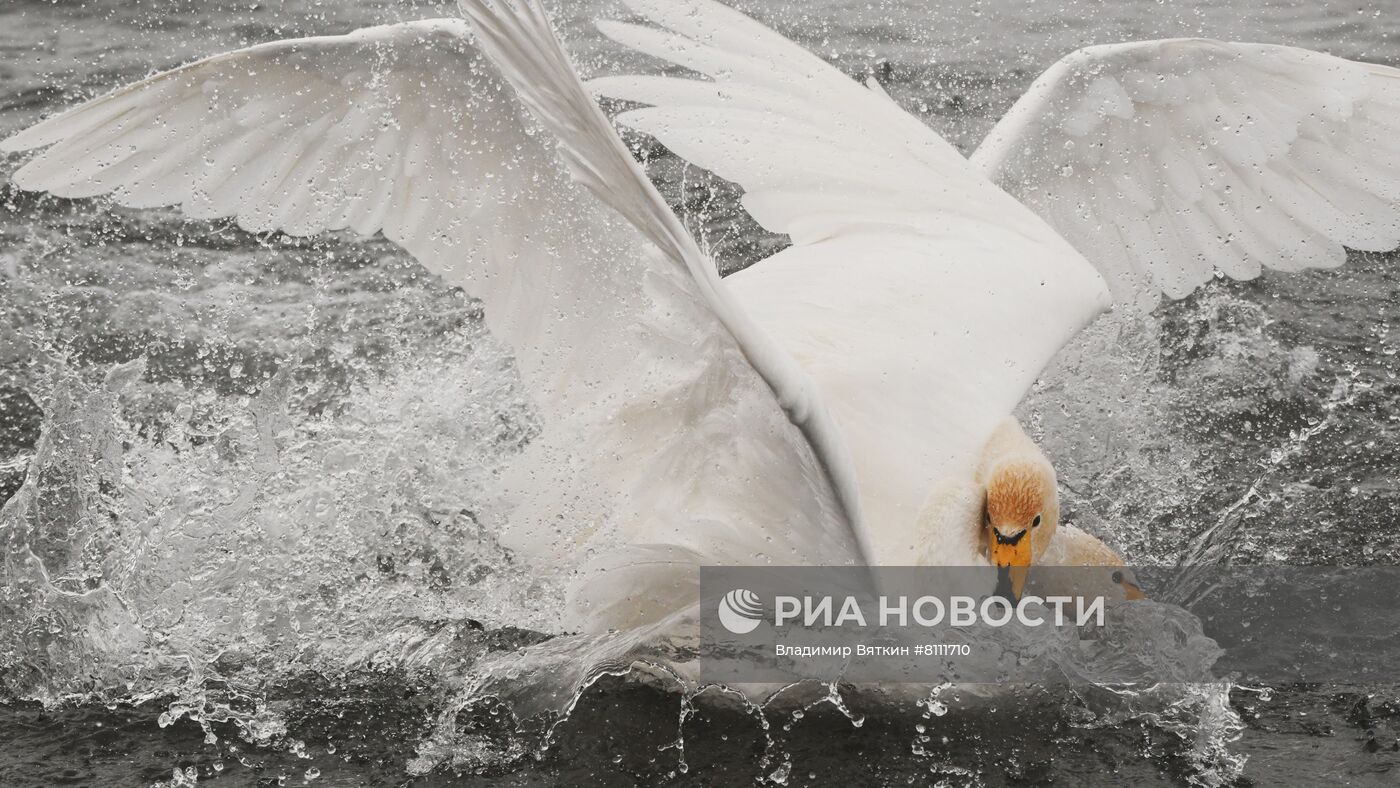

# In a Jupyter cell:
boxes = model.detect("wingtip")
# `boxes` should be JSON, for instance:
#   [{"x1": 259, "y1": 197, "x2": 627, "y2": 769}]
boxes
[
  {"x1": 594, "y1": 19, "x2": 638, "y2": 43},
  {"x1": 2, "y1": 105, "x2": 92, "y2": 154},
  {"x1": 581, "y1": 74, "x2": 611, "y2": 98},
  {"x1": 0, "y1": 129, "x2": 35, "y2": 154}
]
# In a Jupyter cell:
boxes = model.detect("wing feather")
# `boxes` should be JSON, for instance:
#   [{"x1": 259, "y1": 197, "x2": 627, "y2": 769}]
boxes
[
  {"x1": 591, "y1": 0, "x2": 1110, "y2": 562},
  {"x1": 975, "y1": 38, "x2": 1400, "y2": 305},
  {"x1": 5, "y1": 11, "x2": 872, "y2": 630}
]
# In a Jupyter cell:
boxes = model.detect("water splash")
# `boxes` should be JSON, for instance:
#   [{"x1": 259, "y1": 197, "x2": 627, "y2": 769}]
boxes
[
  {"x1": 0, "y1": 343, "x2": 1260, "y2": 785},
  {"x1": 0, "y1": 323, "x2": 547, "y2": 721}
]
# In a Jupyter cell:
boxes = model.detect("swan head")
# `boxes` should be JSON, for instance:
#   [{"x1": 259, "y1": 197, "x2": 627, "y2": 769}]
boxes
[{"x1": 983, "y1": 458, "x2": 1058, "y2": 596}]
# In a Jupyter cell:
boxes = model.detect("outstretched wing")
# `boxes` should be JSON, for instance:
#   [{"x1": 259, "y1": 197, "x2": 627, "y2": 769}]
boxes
[
  {"x1": 3, "y1": 19, "x2": 589, "y2": 372},
  {"x1": 973, "y1": 38, "x2": 1400, "y2": 307},
  {"x1": 3, "y1": 14, "x2": 871, "y2": 631},
  {"x1": 591, "y1": 0, "x2": 1111, "y2": 563}
]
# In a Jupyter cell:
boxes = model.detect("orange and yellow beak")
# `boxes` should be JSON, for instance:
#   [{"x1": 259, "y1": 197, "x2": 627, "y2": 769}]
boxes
[{"x1": 988, "y1": 525, "x2": 1032, "y2": 599}]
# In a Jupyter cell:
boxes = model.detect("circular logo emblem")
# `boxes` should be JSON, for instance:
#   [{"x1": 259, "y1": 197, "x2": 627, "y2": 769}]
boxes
[{"x1": 718, "y1": 588, "x2": 764, "y2": 634}]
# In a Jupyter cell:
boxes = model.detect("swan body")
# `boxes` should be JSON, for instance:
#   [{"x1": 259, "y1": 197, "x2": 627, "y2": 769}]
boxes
[{"x1": 6, "y1": 0, "x2": 1400, "y2": 634}]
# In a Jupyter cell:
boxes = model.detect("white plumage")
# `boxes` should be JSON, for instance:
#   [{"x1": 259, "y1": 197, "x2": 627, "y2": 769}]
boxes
[
  {"x1": 6, "y1": 0, "x2": 1399, "y2": 633},
  {"x1": 590, "y1": 0, "x2": 1110, "y2": 566},
  {"x1": 972, "y1": 38, "x2": 1400, "y2": 307}
]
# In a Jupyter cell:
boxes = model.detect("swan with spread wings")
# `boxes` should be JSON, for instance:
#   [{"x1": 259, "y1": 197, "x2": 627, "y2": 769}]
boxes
[{"x1": 6, "y1": 0, "x2": 1399, "y2": 630}]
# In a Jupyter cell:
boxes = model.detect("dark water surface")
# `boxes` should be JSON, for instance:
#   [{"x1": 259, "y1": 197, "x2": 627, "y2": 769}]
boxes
[
  {"x1": 4, "y1": 681, "x2": 1400, "y2": 786},
  {"x1": 3, "y1": 0, "x2": 1400, "y2": 785}
]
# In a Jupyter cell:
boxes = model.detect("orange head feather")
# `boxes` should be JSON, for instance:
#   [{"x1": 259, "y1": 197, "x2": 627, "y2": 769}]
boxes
[
  {"x1": 984, "y1": 458, "x2": 1058, "y2": 563},
  {"x1": 986, "y1": 461, "x2": 1050, "y2": 527}
]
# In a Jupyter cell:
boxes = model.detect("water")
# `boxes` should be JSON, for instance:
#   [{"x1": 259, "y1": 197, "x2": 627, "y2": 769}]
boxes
[{"x1": 2, "y1": 0, "x2": 1399, "y2": 784}]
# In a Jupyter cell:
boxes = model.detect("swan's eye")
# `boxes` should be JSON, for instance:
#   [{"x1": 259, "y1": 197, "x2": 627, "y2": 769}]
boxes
[{"x1": 1032, "y1": 514, "x2": 1042, "y2": 528}]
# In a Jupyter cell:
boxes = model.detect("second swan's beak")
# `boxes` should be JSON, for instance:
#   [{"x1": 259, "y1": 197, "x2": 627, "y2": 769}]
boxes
[
  {"x1": 988, "y1": 525, "x2": 1032, "y2": 599},
  {"x1": 1113, "y1": 570, "x2": 1146, "y2": 601}
]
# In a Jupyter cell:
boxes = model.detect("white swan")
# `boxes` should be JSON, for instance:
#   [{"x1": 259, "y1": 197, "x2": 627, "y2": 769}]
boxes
[{"x1": 5, "y1": 0, "x2": 1398, "y2": 633}]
